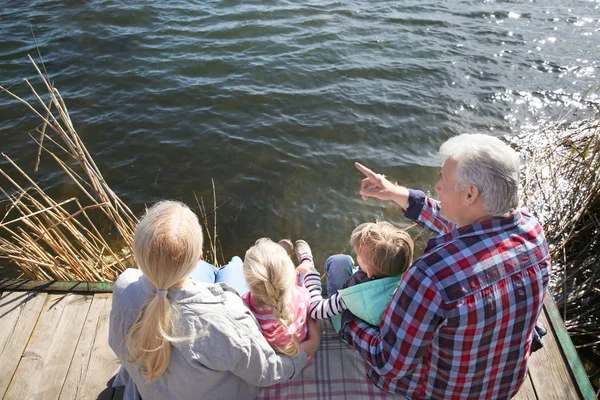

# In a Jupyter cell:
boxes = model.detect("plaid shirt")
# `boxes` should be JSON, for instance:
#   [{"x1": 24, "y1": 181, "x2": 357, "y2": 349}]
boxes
[{"x1": 341, "y1": 190, "x2": 551, "y2": 400}]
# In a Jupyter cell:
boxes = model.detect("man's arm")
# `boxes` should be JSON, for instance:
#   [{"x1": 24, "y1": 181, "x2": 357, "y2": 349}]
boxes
[
  {"x1": 405, "y1": 189, "x2": 456, "y2": 235},
  {"x1": 340, "y1": 265, "x2": 445, "y2": 379},
  {"x1": 355, "y1": 162, "x2": 455, "y2": 235},
  {"x1": 355, "y1": 162, "x2": 410, "y2": 207}
]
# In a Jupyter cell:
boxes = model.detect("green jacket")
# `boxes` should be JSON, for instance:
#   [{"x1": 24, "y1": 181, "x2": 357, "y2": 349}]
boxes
[{"x1": 331, "y1": 276, "x2": 402, "y2": 332}]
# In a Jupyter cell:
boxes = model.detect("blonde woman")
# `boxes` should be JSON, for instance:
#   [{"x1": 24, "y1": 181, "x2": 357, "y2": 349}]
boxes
[{"x1": 108, "y1": 201, "x2": 321, "y2": 400}]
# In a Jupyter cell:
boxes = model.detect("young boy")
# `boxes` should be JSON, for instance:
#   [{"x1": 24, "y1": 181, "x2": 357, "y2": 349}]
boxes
[{"x1": 296, "y1": 221, "x2": 414, "y2": 324}]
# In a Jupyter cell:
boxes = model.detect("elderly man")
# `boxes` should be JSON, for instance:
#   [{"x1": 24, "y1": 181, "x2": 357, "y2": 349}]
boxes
[{"x1": 338, "y1": 133, "x2": 551, "y2": 400}]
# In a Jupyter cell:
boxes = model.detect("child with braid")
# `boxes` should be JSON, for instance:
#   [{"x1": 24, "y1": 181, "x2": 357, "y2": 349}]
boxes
[{"x1": 241, "y1": 238, "x2": 314, "y2": 357}]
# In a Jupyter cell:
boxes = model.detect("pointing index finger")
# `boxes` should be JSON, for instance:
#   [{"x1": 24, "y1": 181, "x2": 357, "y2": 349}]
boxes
[{"x1": 355, "y1": 162, "x2": 377, "y2": 178}]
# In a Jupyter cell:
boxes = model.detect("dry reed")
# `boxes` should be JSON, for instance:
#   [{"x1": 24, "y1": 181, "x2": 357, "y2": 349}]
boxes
[
  {"x1": 194, "y1": 179, "x2": 228, "y2": 268},
  {"x1": 0, "y1": 55, "x2": 222, "y2": 281},
  {"x1": 511, "y1": 103, "x2": 600, "y2": 386},
  {"x1": 0, "y1": 55, "x2": 137, "y2": 281}
]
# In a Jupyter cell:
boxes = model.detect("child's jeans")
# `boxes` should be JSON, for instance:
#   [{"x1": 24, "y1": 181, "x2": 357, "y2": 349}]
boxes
[
  {"x1": 189, "y1": 256, "x2": 250, "y2": 296},
  {"x1": 324, "y1": 254, "x2": 358, "y2": 296}
]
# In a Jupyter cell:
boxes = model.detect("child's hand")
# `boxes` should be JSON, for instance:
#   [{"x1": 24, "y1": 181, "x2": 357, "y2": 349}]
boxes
[
  {"x1": 296, "y1": 263, "x2": 316, "y2": 275},
  {"x1": 301, "y1": 318, "x2": 321, "y2": 357}
]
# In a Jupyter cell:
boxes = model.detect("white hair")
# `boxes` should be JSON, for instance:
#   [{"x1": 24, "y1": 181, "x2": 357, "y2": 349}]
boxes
[{"x1": 439, "y1": 133, "x2": 520, "y2": 217}]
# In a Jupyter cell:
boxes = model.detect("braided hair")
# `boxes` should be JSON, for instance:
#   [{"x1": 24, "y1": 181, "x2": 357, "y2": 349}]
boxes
[{"x1": 243, "y1": 238, "x2": 300, "y2": 356}]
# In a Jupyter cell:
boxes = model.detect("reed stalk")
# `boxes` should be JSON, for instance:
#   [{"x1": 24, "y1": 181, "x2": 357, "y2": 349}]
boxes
[
  {"x1": 512, "y1": 103, "x2": 600, "y2": 384},
  {"x1": 0, "y1": 55, "x2": 222, "y2": 281},
  {"x1": 0, "y1": 57, "x2": 137, "y2": 281}
]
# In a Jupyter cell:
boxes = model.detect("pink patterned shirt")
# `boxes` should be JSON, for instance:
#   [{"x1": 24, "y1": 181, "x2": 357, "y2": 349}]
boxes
[{"x1": 241, "y1": 286, "x2": 311, "y2": 353}]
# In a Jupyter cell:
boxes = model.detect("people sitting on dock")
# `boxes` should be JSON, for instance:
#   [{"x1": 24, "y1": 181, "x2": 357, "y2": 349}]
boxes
[
  {"x1": 297, "y1": 221, "x2": 414, "y2": 333},
  {"x1": 240, "y1": 238, "x2": 313, "y2": 360},
  {"x1": 340, "y1": 133, "x2": 551, "y2": 400},
  {"x1": 108, "y1": 201, "x2": 321, "y2": 400}
]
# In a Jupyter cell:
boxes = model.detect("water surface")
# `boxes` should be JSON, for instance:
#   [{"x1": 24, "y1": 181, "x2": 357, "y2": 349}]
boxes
[{"x1": 1, "y1": 0, "x2": 598, "y2": 275}]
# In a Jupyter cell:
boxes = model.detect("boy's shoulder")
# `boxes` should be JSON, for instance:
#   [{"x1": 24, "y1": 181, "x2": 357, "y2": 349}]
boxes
[{"x1": 342, "y1": 269, "x2": 371, "y2": 289}]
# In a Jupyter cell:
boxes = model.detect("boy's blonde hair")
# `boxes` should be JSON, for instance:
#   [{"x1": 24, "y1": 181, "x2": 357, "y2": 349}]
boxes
[
  {"x1": 243, "y1": 238, "x2": 300, "y2": 356},
  {"x1": 125, "y1": 201, "x2": 203, "y2": 382},
  {"x1": 350, "y1": 221, "x2": 414, "y2": 278}
]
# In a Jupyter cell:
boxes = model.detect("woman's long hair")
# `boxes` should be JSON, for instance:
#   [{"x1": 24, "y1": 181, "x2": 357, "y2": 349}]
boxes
[
  {"x1": 125, "y1": 201, "x2": 203, "y2": 382},
  {"x1": 243, "y1": 238, "x2": 300, "y2": 356}
]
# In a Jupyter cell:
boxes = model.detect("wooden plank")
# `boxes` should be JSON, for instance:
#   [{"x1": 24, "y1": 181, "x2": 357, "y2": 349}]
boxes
[
  {"x1": 59, "y1": 294, "x2": 120, "y2": 400},
  {"x1": 0, "y1": 278, "x2": 114, "y2": 293},
  {"x1": 0, "y1": 291, "x2": 48, "y2": 397},
  {"x1": 527, "y1": 308, "x2": 579, "y2": 399},
  {"x1": 544, "y1": 296, "x2": 596, "y2": 399},
  {"x1": 5, "y1": 293, "x2": 93, "y2": 399},
  {"x1": 512, "y1": 373, "x2": 538, "y2": 400}
]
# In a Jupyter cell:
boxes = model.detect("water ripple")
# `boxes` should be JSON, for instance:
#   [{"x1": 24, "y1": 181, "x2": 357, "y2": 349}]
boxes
[{"x1": 0, "y1": 0, "x2": 598, "y2": 275}]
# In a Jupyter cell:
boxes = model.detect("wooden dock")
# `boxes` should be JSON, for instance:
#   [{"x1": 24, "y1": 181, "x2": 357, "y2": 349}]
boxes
[{"x1": 0, "y1": 279, "x2": 595, "y2": 399}]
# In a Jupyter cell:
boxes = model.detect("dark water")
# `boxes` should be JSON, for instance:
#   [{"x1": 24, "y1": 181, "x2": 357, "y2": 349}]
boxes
[{"x1": 0, "y1": 0, "x2": 598, "y2": 275}]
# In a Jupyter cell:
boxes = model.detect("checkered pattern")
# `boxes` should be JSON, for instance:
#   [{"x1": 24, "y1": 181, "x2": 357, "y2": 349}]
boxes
[
  {"x1": 341, "y1": 190, "x2": 551, "y2": 400},
  {"x1": 256, "y1": 323, "x2": 404, "y2": 400}
]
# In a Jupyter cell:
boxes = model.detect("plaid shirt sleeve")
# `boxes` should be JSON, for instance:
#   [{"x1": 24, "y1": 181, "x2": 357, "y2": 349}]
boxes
[
  {"x1": 405, "y1": 189, "x2": 456, "y2": 235},
  {"x1": 340, "y1": 264, "x2": 445, "y2": 379}
]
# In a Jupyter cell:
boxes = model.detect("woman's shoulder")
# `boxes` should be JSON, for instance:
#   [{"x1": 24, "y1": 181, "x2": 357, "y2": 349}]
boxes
[
  {"x1": 181, "y1": 291, "x2": 262, "y2": 351},
  {"x1": 112, "y1": 269, "x2": 149, "y2": 308},
  {"x1": 179, "y1": 285, "x2": 252, "y2": 323},
  {"x1": 114, "y1": 269, "x2": 144, "y2": 293}
]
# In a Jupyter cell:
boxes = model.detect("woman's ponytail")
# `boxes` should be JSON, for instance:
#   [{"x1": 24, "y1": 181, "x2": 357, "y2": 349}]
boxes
[{"x1": 125, "y1": 201, "x2": 203, "y2": 382}]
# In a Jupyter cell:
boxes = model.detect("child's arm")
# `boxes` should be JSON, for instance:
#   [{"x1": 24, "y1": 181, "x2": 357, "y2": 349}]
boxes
[
  {"x1": 296, "y1": 262, "x2": 315, "y2": 276},
  {"x1": 304, "y1": 272, "x2": 348, "y2": 320}
]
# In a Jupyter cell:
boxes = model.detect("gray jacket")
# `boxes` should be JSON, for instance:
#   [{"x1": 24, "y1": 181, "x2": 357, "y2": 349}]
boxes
[{"x1": 109, "y1": 269, "x2": 308, "y2": 400}]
